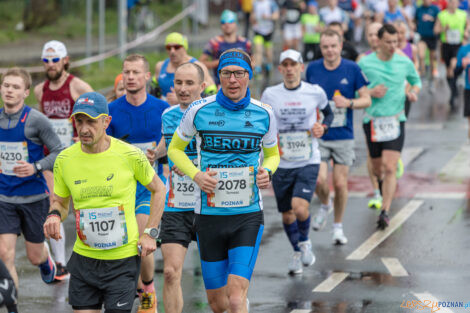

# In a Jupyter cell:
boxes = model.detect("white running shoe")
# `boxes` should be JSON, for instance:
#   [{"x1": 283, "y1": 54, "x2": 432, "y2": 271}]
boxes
[
  {"x1": 288, "y1": 251, "x2": 303, "y2": 275},
  {"x1": 332, "y1": 228, "x2": 348, "y2": 245},
  {"x1": 312, "y1": 209, "x2": 328, "y2": 231},
  {"x1": 298, "y1": 239, "x2": 316, "y2": 266}
]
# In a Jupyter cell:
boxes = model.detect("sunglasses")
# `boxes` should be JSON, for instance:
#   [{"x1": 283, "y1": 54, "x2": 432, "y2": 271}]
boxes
[
  {"x1": 42, "y1": 57, "x2": 61, "y2": 64},
  {"x1": 221, "y1": 20, "x2": 235, "y2": 25},
  {"x1": 165, "y1": 45, "x2": 183, "y2": 51}
]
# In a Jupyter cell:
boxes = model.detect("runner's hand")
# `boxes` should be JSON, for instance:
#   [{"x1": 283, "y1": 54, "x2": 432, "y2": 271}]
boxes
[
  {"x1": 13, "y1": 161, "x2": 35, "y2": 177},
  {"x1": 193, "y1": 171, "x2": 218, "y2": 193},
  {"x1": 370, "y1": 84, "x2": 387, "y2": 98},
  {"x1": 166, "y1": 87, "x2": 178, "y2": 105},
  {"x1": 172, "y1": 165, "x2": 185, "y2": 176},
  {"x1": 44, "y1": 215, "x2": 62, "y2": 240},
  {"x1": 312, "y1": 122, "x2": 324, "y2": 138},
  {"x1": 406, "y1": 91, "x2": 418, "y2": 102},
  {"x1": 138, "y1": 235, "x2": 156, "y2": 257},
  {"x1": 333, "y1": 94, "x2": 350, "y2": 108},
  {"x1": 256, "y1": 167, "x2": 270, "y2": 189},
  {"x1": 146, "y1": 148, "x2": 157, "y2": 165}
]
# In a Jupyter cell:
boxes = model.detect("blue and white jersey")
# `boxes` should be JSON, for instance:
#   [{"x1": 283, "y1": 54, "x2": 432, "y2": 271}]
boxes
[
  {"x1": 261, "y1": 82, "x2": 328, "y2": 169},
  {"x1": 176, "y1": 95, "x2": 278, "y2": 215},
  {"x1": 162, "y1": 105, "x2": 198, "y2": 212}
]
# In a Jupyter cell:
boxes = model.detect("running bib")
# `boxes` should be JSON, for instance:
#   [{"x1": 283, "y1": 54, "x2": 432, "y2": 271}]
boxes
[
  {"x1": 133, "y1": 141, "x2": 156, "y2": 152},
  {"x1": 371, "y1": 116, "x2": 400, "y2": 142},
  {"x1": 50, "y1": 118, "x2": 74, "y2": 147},
  {"x1": 168, "y1": 171, "x2": 198, "y2": 209},
  {"x1": 75, "y1": 206, "x2": 128, "y2": 250},
  {"x1": 0, "y1": 141, "x2": 28, "y2": 176},
  {"x1": 207, "y1": 167, "x2": 254, "y2": 208},
  {"x1": 447, "y1": 29, "x2": 461, "y2": 44},
  {"x1": 279, "y1": 131, "x2": 312, "y2": 162},
  {"x1": 326, "y1": 100, "x2": 347, "y2": 128},
  {"x1": 286, "y1": 9, "x2": 300, "y2": 22}
]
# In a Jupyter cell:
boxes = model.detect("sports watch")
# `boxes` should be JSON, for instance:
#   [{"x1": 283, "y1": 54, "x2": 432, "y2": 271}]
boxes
[{"x1": 144, "y1": 227, "x2": 159, "y2": 239}]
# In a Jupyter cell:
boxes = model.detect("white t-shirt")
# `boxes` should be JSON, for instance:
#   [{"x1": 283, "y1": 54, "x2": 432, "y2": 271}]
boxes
[
  {"x1": 253, "y1": 0, "x2": 279, "y2": 35},
  {"x1": 261, "y1": 82, "x2": 328, "y2": 169},
  {"x1": 319, "y1": 6, "x2": 348, "y2": 26}
]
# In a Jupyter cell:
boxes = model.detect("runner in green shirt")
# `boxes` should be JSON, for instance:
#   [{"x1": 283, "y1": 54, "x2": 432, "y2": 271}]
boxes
[{"x1": 301, "y1": 3, "x2": 322, "y2": 62}]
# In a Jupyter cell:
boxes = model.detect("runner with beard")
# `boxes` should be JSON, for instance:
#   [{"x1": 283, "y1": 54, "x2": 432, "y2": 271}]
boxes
[{"x1": 34, "y1": 40, "x2": 93, "y2": 282}]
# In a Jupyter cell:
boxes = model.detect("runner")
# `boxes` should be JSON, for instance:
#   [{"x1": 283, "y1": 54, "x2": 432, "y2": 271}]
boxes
[
  {"x1": 434, "y1": 0, "x2": 467, "y2": 110},
  {"x1": 415, "y1": 0, "x2": 440, "y2": 78},
  {"x1": 301, "y1": 1, "x2": 322, "y2": 62},
  {"x1": 34, "y1": 40, "x2": 93, "y2": 281},
  {"x1": 313, "y1": 22, "x2": 359, "y2": 61},
  {"x1": 43, "y1": 91, "x2": 166, "y2": 313},
  {"x1": 0, "y1": 259, "x2": 17, "y2": 313},
  {"x1": 357, "y1": 22, "x2": 383, "y2": 60},
  {"x1": 306, "y1": 29, "x2": 371, "y2": 244},
  {"x1": 107, "y1": 73, "x2": 126, "y2": 102},
  {"x1": 358, "y1": 24, "x2": 421, "y2": 230},
  {"x1": 108, "y1": 54, "x2": 170, "y2": 313},
  {"x1": 160, "y1": 62, "x2": 204, "y2": 313},
  {"x1": 154, "y1": 32, "x2": 215, "y2": 105},
  {"x1": 251, "y1": 0, "x2": 280, "y2": 78},
  {"x1": 280, "y1": 0, "x2": 306, "y2": 51},
  {"x1": 167, "y1": 49, "x2": 280, "y2": 313},
  {"x1": 261, "y1": 49, "x2": 333, "y2": 274},
  {"x1": 0, "y1": 67, "x2": 62, "y2": 289},
  {"x1": 200, "y1": 10, "x2": 252, "y2": 85}
]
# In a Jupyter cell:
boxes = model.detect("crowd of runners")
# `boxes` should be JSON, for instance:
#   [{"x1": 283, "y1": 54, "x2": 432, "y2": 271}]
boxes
[{"x1": 1, "y1": 0, "x2": 470, "y2": 312}]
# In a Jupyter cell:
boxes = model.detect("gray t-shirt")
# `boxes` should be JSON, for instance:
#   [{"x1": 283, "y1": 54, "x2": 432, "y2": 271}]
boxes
[{"x1": 0, "y1": 105, "x2": 63, "y2": 203}]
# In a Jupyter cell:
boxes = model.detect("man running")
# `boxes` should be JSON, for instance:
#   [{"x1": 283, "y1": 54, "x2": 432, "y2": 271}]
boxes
[
  {"x1": 34, "y1": 40, "x2": 93, "y2": 281},
  {"x1": 261, "y1": 49, "x2": 333, "y2": 274},
  {"x1": 108, "y1": 54, "x2": 169, "y2": 313},
  {"x1": 415, "y1": 0, "x2": 440, "y2": 78},
  {"x1": 155, "y1": 32, "x2": 215, "y2": 105},
  {"x1": 168, "y1": 49, "x2": 280, "y2": 313},
  {"x1": 306, "y1": 29, "x2": 371, "y2": 244},
  {"x1": 358, "y1": 24, "x2": 421, "y2": 230},
  {"x1": 44, "y1": 91, "x2": 166, "y2": 313},
  {"x1": 160, "y1": 62, "x2": 205, "y2": 313},
  {"x1": 0, "y1": 67, "x2": 62, "y2": 288},
  {"x1": 200, "y1": 10, "x2": 252, "y2": 85}
]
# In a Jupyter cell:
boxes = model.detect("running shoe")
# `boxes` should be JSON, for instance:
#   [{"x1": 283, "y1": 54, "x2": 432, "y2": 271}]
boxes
[
  {"x1": 312, "y1": 209, "x2": 328, "y2": 231},
  {"x1": 332, "y1": 228, "x2": 348, "y2": 245},
  {"x1": 288, "y1": 251, "x2": 303, "y2": 275},
  {"x1": 39, "y1": 254, "x2": 56, "y2": 284},
  {"x1": 368, "y1": 195, "x2": 382, "y2": 210},
  {"x1": 298, "y1": 239, "x2": 315, "y2": 266},
  {"x1": 377, "y1": 210, "x2": 390, "y2": 230},
  {"x1": 137, "y1": 291, "x2": 157, "y2": 313},
  {"x1": 53, "y1": 262, "x2": 70, "y2": 282},
  {"x1": 396, "y1": 158, "x2": 404, "y2": 179}
]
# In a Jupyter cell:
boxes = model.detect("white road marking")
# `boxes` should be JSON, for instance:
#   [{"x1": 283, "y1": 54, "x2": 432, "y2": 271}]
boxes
[
  {"x1": 412, "y1": 292, "x2": 456, "y2": 313},
  {"x1": 439, "y1": 145, "x2": 470, "y2": 181},
  {"x1": 346, "y1": 200, "x2": 424, "y2": 260},
  {"x1": 414, "y1": 192, "x2": 466, "y2": 200},
  {"x1": 312, "y1": 272, "x2": 349, "y2": 293},
  {"x1": 381, "y1": 257, "x2": 408, "y2": 276},
  {"x1": 290, "y1": 310, "x2": 311, "y2": 313}
]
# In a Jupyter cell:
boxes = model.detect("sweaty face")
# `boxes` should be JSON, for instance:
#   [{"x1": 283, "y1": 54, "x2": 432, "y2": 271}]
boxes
[
  {"x1": 122, "y1": 60, "x2": 150, "y2": 94},
  {"x1": 219, "y1": 65, "x2": 249, "y2": 102},
  {"x1": 278, "y1": 59, "x2": 303, "y2": 86},
  {"x1": 74, "y1": 114, "x2": 110, "y2": 147},
  {"x1": 320, "y1": 35, "x2": 342, "y2": 64},
  {"x1": 0, "y1": 75, "x2": 29, "y2": 108},
  {"x1": 174, "y1": 66, "x2": 204, "y2": 106}
]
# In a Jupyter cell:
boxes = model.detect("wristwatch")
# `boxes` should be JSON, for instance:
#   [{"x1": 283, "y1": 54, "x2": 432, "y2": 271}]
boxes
[
  {"x1": 144, "y1": 227, "x2": 159, "y2": 239},
  {"x1": 349, "y1": 99, "x2": 354, "y2": 109},
  {"x1": 322, "y1": 124, "x2": 329, "y2": 135},
  {"x1": 34, "y1": 162, "x2": 43, "y2": 173},
  {"x1": 265, "y1": 168, "x2": 272, "y2": 182}
]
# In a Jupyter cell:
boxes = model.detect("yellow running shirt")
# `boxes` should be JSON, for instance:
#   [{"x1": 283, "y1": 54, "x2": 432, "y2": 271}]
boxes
[{"x1": 53, "y1": 137, "x2": 155, "y2": 260}]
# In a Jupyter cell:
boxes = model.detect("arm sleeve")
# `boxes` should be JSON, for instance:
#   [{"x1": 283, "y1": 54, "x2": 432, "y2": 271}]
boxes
[
  {"x1": 133, "y1": 148, "x2": 156, "y2": 186},
  {"x1": 53, "y1": 156, "x2": 70, "y2": 198},
  {"x1": 262, "y1": 145, "x2": 280, "y2": 174},
  {"x1": 167, "y1": 133, "x2": 200, "y2": 179}
]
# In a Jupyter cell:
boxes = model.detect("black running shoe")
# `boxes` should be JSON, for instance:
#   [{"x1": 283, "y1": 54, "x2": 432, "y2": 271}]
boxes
[
  {"x1": 53, "y1": 262, "x2": 70, "y2": 282},
  {"x1": 377, "y1": 210, "x2": 390, "y2": 230}
]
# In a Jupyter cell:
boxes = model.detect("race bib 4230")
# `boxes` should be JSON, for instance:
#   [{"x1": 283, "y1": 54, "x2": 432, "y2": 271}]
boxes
[
  {"x1": 207, "y1": 167, "x2": 254, "y2": 207},
  {"x1": 0, "y1": 141, "x2": 29, "y2": 176}
]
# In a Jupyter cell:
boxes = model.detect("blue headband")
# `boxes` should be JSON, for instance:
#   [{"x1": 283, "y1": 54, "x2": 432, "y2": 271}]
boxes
[{"x1": 217, "y1": 51, "x2": 253, "y2": 80}]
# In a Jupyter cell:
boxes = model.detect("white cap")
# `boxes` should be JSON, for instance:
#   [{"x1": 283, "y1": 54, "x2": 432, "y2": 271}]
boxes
[
  {"x1": 41, "y1": 40, "x2": 67, "y2": 59},
  {"x1": 279, "y1": 49, "x2": 303, "y2": 64}
]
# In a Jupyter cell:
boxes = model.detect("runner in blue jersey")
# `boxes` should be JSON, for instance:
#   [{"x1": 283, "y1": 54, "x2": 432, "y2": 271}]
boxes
[
  {"x1": 154, "y1": 32, "x2": 216, "y2": 105},
  {"x1": 415, "y1": 0, "x2": 440, "y2": 78},
  {"x1": 261, "y1": 49, "x2": 334, "y2": 275},
  {"x1": 306, "y1": 29, "x2": 371, "y2": 244},
  {"x1": 160, "y1": 62, "x2": 204, "y2": 313},
  {"x1": 107, "y1": 54, "x2": 169, "y2": 313},
  {"x1": 168, "y1": 49, "x2": 280, "y2": 313},
  {"x1": 200, "y1": 10, "x2": 252, "y2": 85}
]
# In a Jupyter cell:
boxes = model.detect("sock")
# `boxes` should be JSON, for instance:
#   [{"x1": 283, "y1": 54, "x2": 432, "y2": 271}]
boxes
[
  {"x1": 38, "y1": 256, "x2": 53, "y2": 275},
  {"x1": 49, "y1": 223, "x2": 66, "y2": 265},
  {"x1": 378, "y1": 180, "x2": 383, "y2": 196},
  {"x1": 297, "y1": 216, "x2": 311, "y2": 242},
  {"x1": 333, "y1": 223, "x2": 342, "y2": 230},
  {"x1": 320, "y1": 199, "x2": 331, "y2": 211},
  {"x1": 374, "y1": 189, "x2": 381, "y2": 198},
  {"x1": 142, "y1": 279, "x2": 155, "y2": 293},
  {"x1": 283, "y1": 221, "x2": 300, "y2": 251}
]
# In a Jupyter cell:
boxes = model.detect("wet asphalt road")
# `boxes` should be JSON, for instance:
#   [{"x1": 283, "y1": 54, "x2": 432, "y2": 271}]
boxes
[{"x1": 11, "y1": 68, "x2": 470, "y2": 313}]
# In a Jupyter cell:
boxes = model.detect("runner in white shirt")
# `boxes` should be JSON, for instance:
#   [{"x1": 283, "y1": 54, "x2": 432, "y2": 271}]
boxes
[{"x1": 261, "y1": 49, "x2": 334, "y2": 275}]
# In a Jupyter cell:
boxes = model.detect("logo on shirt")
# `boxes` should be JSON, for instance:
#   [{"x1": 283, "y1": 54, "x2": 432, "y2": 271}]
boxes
[
  {"x1": 106, "y1": 173, "x2": 114, "y2": 181},
  {"x1": 209, "y1": 120, "x2": 225, "y2": 127},
  {"x1": 215, "y1": 109, "x2": 225, "y2": 117},
  {"x1": 200, "y1": 132, "x2": 262, "y2": 154},
  {"x1": 340, "y1": 78, "x2": 349, "y2": 85},
  {"x1": 74, "y1": 179, "x2": 88, "y2": 185},
  {"x1": 244, "y1": 121, "x2": 254, "y2": 128},
  {"x1": 244, "y1": 111, "x2": 251, "y2": 118}
]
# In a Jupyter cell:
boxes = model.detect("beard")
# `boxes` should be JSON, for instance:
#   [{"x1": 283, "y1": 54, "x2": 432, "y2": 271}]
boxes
[{"x1": 46, "y1": 68, "x2": 63, "y2": 81}]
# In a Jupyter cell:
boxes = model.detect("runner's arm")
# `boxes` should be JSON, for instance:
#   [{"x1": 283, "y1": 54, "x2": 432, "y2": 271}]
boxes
[
  {"x1": 351, "y1": 86, "x2": 371, "y2": 109},
  {"x1": 262, "y1": 145, "x2": 280, "y2": 174},
  {"x1": 30, "y1": 110, "x2": 63, "y2": 171},
  {"x1": 167, "y1": 132, "x2": 199, "y2": 179},
  {"x1": 320, "y1": 103, "x2": 334, "y2": 128},
  {"x1": 155, "y1": 136, "x2": 167, "y2": 159},
  {"x1": 44, "y1": 194, "x2": 70, "y2": 241},
  {"x1": 144, "y1": 174, "x2": 166, "y2": 230}
]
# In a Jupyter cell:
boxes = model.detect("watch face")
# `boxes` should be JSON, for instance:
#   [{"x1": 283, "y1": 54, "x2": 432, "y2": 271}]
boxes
[{"x1": 150, "y1": 228, "x2": 159, "y2": 238}]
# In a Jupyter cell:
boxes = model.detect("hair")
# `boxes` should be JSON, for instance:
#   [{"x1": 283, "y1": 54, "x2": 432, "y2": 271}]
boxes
[
  {"x1": 175, "y1": 62, "x2": 205, "y2": 83},
  {"x1": 320, "y1": 29, "x2": 343, "y2": 43},
  {"x1": 123, "y1": 54, "x2": 150, "y2": 72},
  {"x1": 378, "y1": 24, "x2": 398, "y2": 39},
  {"x1": 328, "y1": 21, "x2": 343, "y2": 30},
  {"x1": 1, "y1": 67, "x2": 32, "y2": 90}
]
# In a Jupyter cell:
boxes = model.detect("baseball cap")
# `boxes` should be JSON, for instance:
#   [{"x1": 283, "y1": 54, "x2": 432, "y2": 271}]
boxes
[
  {"x1": 279, "y1": 49, "x2": 303, "y2": 64},
  {"x1": 41, "y1": 40, "x2": 67, "y2": 59},
  {"x1": 220, "y1": 10, "x2": 237, "y2": 24},
  {"x1": 164, "y1": 32, "x2": 188, "y2": 50},
  {"x1": 72, "y1": 92, "x2": 109, "y2": 119}
]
